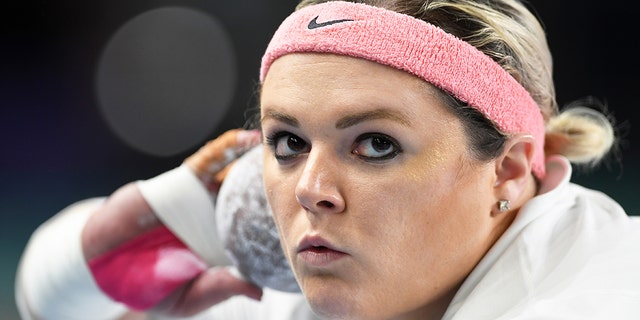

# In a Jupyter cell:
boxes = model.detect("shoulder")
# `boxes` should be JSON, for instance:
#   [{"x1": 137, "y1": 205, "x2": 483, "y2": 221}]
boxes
[
  {"x1": 446, "y1": 176, "x2": 640, "y2": 319},
  {"x1": 506, "y1": 185, "x2": 640, "y2": 317}
]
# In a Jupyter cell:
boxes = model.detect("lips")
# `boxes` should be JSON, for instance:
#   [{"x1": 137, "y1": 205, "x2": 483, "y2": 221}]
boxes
[{"x1": 297, "y1": 235, "x2": 347, "y2": 267}]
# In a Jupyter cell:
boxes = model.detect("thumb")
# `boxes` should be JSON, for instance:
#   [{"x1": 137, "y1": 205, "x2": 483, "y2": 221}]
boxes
[{"x1": 156, "y1": 267, "x2": 263, "y2": 317}]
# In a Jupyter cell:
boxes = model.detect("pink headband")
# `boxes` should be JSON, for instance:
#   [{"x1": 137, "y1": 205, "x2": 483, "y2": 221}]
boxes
[{"x1": 260, "y1": 1, "x2": 546, "y2": 178}]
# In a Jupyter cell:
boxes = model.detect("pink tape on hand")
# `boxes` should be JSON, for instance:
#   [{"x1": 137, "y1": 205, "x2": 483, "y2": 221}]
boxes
[{"x1": 88, "y1": 226, "x2": 207, "y2": 310}]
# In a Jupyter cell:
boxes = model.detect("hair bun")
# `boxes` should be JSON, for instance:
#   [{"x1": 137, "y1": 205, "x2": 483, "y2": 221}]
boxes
[{"x1": 545, "y1": 98, "x2": 616, "y2": 167}]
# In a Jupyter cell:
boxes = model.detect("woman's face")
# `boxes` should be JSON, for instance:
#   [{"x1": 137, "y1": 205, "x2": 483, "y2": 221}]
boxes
[{"x1": 261, "y1": 54, "x2": 503, "y2": 319}]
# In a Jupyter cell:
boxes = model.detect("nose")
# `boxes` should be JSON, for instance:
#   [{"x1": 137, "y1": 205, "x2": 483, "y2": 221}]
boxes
[{"x1": 294, "y1": 151, "x2": 346, "y2": 214}]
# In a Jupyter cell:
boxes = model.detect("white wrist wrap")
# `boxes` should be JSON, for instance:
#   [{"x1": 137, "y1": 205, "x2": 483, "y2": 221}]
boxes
[
  {"x1": 16, "y1": 198, "x2": 127, "y2": 320},
  {"x1": 136, "y1": 164, "x2": 231, "y2": 266}
]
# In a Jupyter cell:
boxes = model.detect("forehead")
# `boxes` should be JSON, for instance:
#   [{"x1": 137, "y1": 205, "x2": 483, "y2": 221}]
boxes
[{"x1": 260, "y1": 53, "x2": 450, "y2": 115}]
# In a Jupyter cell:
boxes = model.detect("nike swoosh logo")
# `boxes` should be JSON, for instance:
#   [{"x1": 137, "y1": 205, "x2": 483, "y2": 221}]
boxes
[{"x1": 307, "y1": 16, "x2": 354, "y2": 29}]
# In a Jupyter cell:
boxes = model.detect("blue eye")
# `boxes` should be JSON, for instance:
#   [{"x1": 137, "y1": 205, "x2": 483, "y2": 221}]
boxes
[
  {"x1": 265, "y1": 131, "x2": 310, "y2": 161},
  {"x1": 353, "y1": 133, "x2": 401, "y2": 161}
]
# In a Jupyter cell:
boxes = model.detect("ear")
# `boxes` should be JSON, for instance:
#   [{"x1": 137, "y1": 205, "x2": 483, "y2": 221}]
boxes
[{"x1": 493, "y1": 134, "x2": 536, "y2": 214}]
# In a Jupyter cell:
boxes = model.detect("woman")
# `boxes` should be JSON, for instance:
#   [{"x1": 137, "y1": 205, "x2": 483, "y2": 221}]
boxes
[{"x1": 16, "y1": 0, "x2": 640, "y2": 319}]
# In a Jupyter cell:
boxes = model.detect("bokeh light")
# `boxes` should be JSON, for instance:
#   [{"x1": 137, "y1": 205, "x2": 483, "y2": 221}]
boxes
[{"x1": 96, "y1": 6, "x2": 237, "y2": 157}]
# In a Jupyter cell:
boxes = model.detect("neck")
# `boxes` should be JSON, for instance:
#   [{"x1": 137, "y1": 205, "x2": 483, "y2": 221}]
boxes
[{"x1": 391, "y1": 284, "x2": 461, "y2": 320}]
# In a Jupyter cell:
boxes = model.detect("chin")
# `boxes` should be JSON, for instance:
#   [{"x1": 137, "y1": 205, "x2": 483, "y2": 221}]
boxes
[
  {"x1": 302, "y1": 281, "x2": 365, "y2": 320},
  {"x1": 308, "y1": 300, "x2": 357, "y2": 320}
]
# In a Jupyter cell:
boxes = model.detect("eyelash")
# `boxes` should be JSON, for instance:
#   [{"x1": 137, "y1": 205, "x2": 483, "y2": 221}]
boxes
[
  {"x1": 264, "y1": 131, "x2": 403, "y2": 163},
  {"x1": 353, "y1": 133, "x2": 402, "y2": 161},
  {"x1": 264, "y1": 131, "x2": 307, "y2": 162}
]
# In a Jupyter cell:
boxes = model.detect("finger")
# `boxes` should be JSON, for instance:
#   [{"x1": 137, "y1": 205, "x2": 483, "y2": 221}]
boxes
[
  {"x1": 185, "y1": 129, "x2": 262, "y2": 175},
  {"x1": 156, "y1": 267, "x2": 263, "y2": 317},
  {"x1": 184, "y1": 129, "x2": 261, "y2": 191},
  {"x1": 212, "y1": 158, "x2": 236, "y2": 183}
]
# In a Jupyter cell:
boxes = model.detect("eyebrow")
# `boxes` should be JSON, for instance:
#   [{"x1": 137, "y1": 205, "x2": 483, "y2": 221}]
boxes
[
  {"x1": 335, "y1": 109, "x2": 412, "y2": 129},
  {"x1": 261, "y1": 108, "x2": 412, "y2": 129},
  {"x1": 261, "y1": 110, "x2": 299, "y2": 127}
]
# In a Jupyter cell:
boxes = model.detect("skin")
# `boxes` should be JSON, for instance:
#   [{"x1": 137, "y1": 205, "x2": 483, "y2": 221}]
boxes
[
  {"x1": 78, "y1": 129, "x2": 263, "y2": 319},
  {"x1": 260, "y1": 53, "x2": 536, "y2": 319}
]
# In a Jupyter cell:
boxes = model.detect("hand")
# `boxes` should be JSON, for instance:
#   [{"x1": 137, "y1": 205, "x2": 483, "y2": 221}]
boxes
[
  {"x1": 150, "y1": 267, "x2": 263, "y2": 317},
  {"x1": 82, "y1": 129, "x2": 262, "y2": 261},
  {"x1": 184, "y1": 128, "x2": 262, "y2": 193},
  {"x1": 81, "y1": 128, "x2": 263, "y2": 316}
]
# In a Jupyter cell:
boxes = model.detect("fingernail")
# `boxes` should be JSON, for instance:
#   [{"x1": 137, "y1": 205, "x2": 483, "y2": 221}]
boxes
[{"x1": 236, "y1": 130, "x2": 262, "y2": 146}]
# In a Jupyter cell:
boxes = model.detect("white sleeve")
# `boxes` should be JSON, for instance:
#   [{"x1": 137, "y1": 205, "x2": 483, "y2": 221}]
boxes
[
  {"x1": 136, "y1": 164, "x2": 231, "y2": 267},
  {"x1": 15, "y1": 197, "x2": 128, "y2": 320}
]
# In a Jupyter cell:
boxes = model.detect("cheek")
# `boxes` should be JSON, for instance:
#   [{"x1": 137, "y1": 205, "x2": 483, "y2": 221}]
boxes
[
  {"x1": 397, "y1": 164, "x2": 495, "y2": 272},
  {"x1": 262, "y1": 161, "x2": 297, "y2": 250},
  {"x1": 365, "y1": 157, "x2": 490, "y2": 261}
]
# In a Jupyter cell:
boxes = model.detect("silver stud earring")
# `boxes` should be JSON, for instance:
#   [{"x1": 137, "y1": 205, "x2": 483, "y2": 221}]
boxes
[{"x1": 498, "y1": 200, "x2": 510, "y2": 212}]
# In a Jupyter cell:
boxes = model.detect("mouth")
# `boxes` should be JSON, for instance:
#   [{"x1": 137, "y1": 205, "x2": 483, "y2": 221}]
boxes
[{"x1": 297, "y1": 235, "x2": 348, "y2": 267}]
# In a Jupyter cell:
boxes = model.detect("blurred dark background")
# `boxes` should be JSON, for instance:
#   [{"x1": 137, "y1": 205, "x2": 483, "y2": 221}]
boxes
[{"x1": 1, "y1": 1, "x2": 638, "y2": 319}]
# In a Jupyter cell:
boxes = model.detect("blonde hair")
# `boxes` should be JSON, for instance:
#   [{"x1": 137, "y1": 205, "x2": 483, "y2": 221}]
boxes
[{"x1": 295, "y1": 0, "x2": 616, "y2": 167}]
